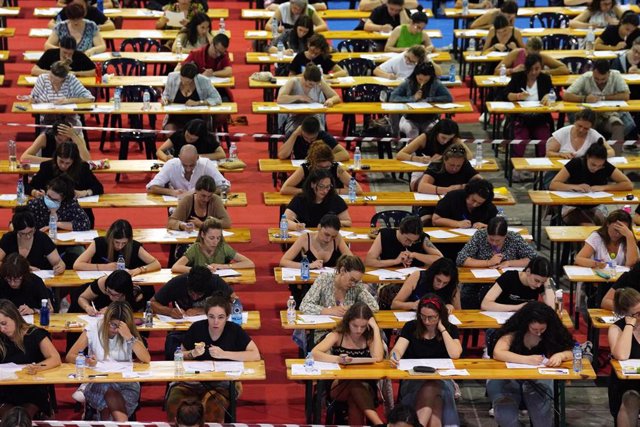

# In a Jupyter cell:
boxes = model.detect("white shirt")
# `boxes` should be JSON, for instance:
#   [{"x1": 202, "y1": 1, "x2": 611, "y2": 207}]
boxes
[
  {"x1": 585, "y1": 231, "x2": 638, "y2": 266},
  {"x1": 525, "y1": 81, "x2": 538, "y2": 101},
  {"x1": 86, "y1": 319, "x2": 132, "y2": 362},
  {"x1": 548, "y1": 125, "x2": 604, "y2": 157},
  {"x1": 146, "y1": 157, "x2": 230, "y2": 191},
  {"x1": 378, "y1": 53, "x2": 416, "y2": 79}
]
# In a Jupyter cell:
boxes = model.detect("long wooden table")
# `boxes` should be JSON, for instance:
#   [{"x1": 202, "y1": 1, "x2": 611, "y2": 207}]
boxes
[
  {"x1": 23, "y1": 51, "x2": 199, "y2": 64},
  {"x1": 18, "y1": 74, "x2": 235, "y2": 89},
  {"x1": 586, "y1": 308, "x2": 617, "y2": 370},
  {"x1": 12, "y1": 102, "x2": 237, "y2": 115},
  {"x1": 34, "y1": 7, "x2": 228, "y2": 19},
  {"x1": 28, "y1": 28, "x2": 230, "y2": 41},
  {"x1": 244, "y1": 29, "x2": 442, "y2": 40},
  {"x1": 241, "y1": 8, "x2": 432, "y2": 21},
  {"x1": 245, "y1": 51, "x2": 452, "y2": 66},
  {"x1": 0, "y1": 28, "x2": 15, "y2": 50}
]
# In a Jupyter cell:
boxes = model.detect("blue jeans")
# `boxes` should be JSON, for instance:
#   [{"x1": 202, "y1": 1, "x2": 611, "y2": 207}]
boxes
[{"x1": 487, "y1": 379, "x2": 553, "y2": 427}]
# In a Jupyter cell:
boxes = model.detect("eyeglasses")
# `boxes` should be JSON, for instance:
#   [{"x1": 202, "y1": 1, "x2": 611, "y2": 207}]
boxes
[
  {"x1": 108, "y1": 321, "x2": 120, "y2": 329},
  {"x1": 629, "y1": 311, "x2": 640, "y2": 319},
  {"x1": 419, "y1": 314, "x2": 439, "y2": 322},
  {"x1": 5, "y1": 277, "x2": 21, "y2": 284},
  {"x1": 315, "y1": 183, "x2": 333, "y2": 190},
  {"x1": 17, "y1": 231, "x2": 34, "y2": 238}
]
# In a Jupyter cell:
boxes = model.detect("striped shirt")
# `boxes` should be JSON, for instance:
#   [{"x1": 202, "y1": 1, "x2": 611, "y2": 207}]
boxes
[{"x1": 30, "y1": 74, "x2": 94, "y2": 126}]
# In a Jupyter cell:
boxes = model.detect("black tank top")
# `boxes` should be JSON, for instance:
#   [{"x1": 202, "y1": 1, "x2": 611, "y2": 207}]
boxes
[
  {"x1": 330, "y1": 334, "x2": 371, "y2": 358},
  {"x1": 490, "y1": 27, "x2": 518, "y2": 52},
  {"x1": 189, "y1": 194, "x2": 208, "y2": 222},
  {"x1": 293, "y1": 233, "x2": 341, "y2": 267},
  {"x1": 378, "y1": 228, "x2": 427, "y2": 267}
]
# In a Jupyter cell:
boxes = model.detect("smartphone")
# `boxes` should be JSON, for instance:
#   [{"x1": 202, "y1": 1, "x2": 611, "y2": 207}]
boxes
[{"x1": 111, "y1": 52, "x2": 122, "y2": 58}]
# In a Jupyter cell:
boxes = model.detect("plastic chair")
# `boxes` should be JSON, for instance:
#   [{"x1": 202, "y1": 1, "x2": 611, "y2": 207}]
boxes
[
  {"x1": 561, "y1": 56, "x2": 593, "y2": 74},
  {"x1": 120, "y1": 38, "x2": 170, "y2": 75},
  {"x1": 370, "y1": 209, "x2": 412, "y2": 228},
  {"x1": 529, "y1": 12, "x2": 569, "y2": 28},
  {"x1": 541, "y1": 34, "x2": 579, "y2": 50},
  {"x1": 337, "y1": 58, "x2": 375, "y2": 77},
  {"x1": 102, "y1": 58, "x2": 147, "y2": 77},
  {"x1": 378, "y1": 283, "x2": 402, "y2": 310},
  {"x1": 336, "y1": 39, "x2": 375, "y2": 53},
  {"x1": 341, "y1": 83, "x2": 392, "y2": 155}
]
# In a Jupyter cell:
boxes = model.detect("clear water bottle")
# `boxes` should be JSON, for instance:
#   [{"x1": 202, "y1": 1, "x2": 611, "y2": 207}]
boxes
[
  {"x1": 585, "y1": 26, "x2": 595, "y2": 55},
  {"x1": 353, "y1": 147, "x2": 362, "y2": 170},
  {"x1": 142, "y1": 91, "x2": 151, "y2": 111},
  {"x1": 113, "y1": 87, "x2": 122, "y2": 111},
  {"x1": 174, "y1": 347, "x2": 184, "y2": 376},
  {"x1": 449, "y1": 64, "x2": 456, "y2": 83},
  {"x1": 623, "y1": 205, "x2": 632, "y2": 214},
  {"x1": 16, "y1": 176, "x2": 25, "y2": 206},
  {"x1": 572, "y1": 342, "x2": 582, "y2": 373},
  {"x1": 475, "y1": 141, "x2": 483, "y2": 166},
  {"x1": 555, "y1": 289, "x2": 563, "y2": 316},
  {"x1": 277, "y1": 41, "x2": 285, "y2": 60},
  {"x1": 8, "y1": 139, "x2": 16, "y2": 170},
  {"x1": 496, "y1": 208, "x2": 506, "y2": 222},
  {"x1": 607, "y1": 260, "x2": 617, "y2": 278},
  {"x1": 117, "y1": 254, "x2": 125, "y2": 271},
  {"x1": 229, "y1": 142, "x2": 238, "y2": 161},
  {"x1": 279, "y1": 213, "x2": 288, "y2": 239},
  {"x1": 287, "y1": 295, "x2": 296, "y2": 324},
  {"x1": 301, "y1": 254, "x2": 310, "y2": 280},
  {"x1": 144, "y1": 301, "x2": 153, "y2": 327},
  {"x1": 271, "y1": 17, "x2": 279, "y2": 38},
  {"x1": 76, "y1": 352, "x2": 86, "y2": 379},
  {"x1": 304, "y1": 352, "x2": 315, "y2": 372},
  {"x1": 462, "y1": 0, "x2": 469, "y2": 15},
  {"x1": 175, "y1": 39, "x2": 183, "y2": 55},
  {"x1": 468, "y1": 38, "x2": 476, "y2": 52},
  {"x1": 39, "y1": 299, "x2": 50, "y2": 326},
  {"x1": 219, "y1": 18, "x2": 226, "y2": 33},
  {"x1": 348, "y1": 177, "x2": 357, "y2": 203},
  {"x1": 499, "y1": 64, "x2": 507, "y2": 83},
  {"x1": 547, "y1": 88, "x2": 556, "y2": 105},
  {"x1": 48, "y1": 213, "x2": 57, "y2": 240},
  {"x1": 231, "y1": 297, "x2": 243, "y2": 325}
]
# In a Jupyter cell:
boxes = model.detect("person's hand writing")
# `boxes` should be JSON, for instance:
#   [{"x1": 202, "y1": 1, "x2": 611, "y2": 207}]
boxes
[
  {"x1": 414, "y1": 90, "x2": 423, "y2": 101},
  {"x1": 324, "y1": 306, "x2": 347, "y2": 316},
  {"x1": 172, "y1": 189, "x2": 188, "y2": 198},
  {"x1": 202, "y1": 69, "x2": 215, "y2": 77},
  {"x1": 53, "y1": 98, "x2": 71, "y2": 105},
  {"x1": 16, "y1": 94, "x2": 31, "y2": 102},
  {"x1": 616, "y1": 41, "x2": 627, "y2": 50},
  {"x1": 188, "y1": 217, "x2": 204, "y2": 229},
  {"x1": 297, "y1": 94, "x2": 313, "y2": 103},
  {"x1": 559, "y1": 152, "x2": 574, "y2": 159},
  {"x1": 473, "y1": 222, "x2": 487, "y2": 229},
  {"x1": 23, "y1": 364, "x2": 42, "y2": 375},
  {"x1": 458, "y1": 219, "x2": 472, "y2": 228},
  {"x1": 170, "y1": 308, "x2": 184, "y2": 319},
  {"x1": 487, "y1": 253, "x2": 503, "y2": 267},
  {"x1": 545, "y1": 353, "x2": 564, "y2": 367},
  {"x1": 573, "y1": 183, "x2": 591, "y2": 193},
  {"x1": 585, "y1": 94, "x2": 600, "y2": 103},
  {"x1": 185, "y1": 100, "x2": 201, "y2": 106},
  {"x1": 285, "y1": 49, "x2": 294, "y2": 55},
  {"x1": 624, "y1": 316, "x2": 637, "y2": 327},
  {"x1": 525, "y1": 355, "x2": 545, "y2": 366},
  {"x1": 389, "y1": 353, "x2": 400, "y2": 368},
  {"x1": 85, "y1": 354, "x2": 97, "y2": 367},
  {"x1": 18, "y1": 305, "x2": 34, "y2": 315},
  {"x1": 309, "y1": 260, "x2": 324, "y2": 269},
  {"x1": 85, "y1": 305, "x2": 99, "y2": 316},
  {"x1": 338, "y1": 353, "x2": 353, "y2": 364},
  {"x1": 324, "y1": 99, "x2": 335, "y2": 107}
]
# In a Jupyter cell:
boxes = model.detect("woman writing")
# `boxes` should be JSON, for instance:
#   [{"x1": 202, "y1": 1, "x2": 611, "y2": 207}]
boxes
[
  {"x1": 156, "y1": 118, "x2": 225, "y2": 162},
  {"x1": 20, "y1": 121, "x2": 89, "y2": 164},
  {"x1": 173, "y1": 13, "x2": 213, "y2": 53},
  {"x1": 392, "y1": 258, "x2": 460, "y2": 312},
  {"x1": 481, "y1": 13, "x2": 524, "y2": 55},
  {"x1": 165, "y1": 294, "x2": 261, "y2": 422},
  {"x1": 44, "y1": 3, "x2": 106, "y2": 55},
  {"x1": 50, "y1": 0, "x2": 115, "y2": 31},
  {"x1": 266, "y1": 0, "x2": 328, "y2": 32},
  {"x1": 432, "y1": 178, "x2": 497, "y2": 229},
  {"x1": 595, "y1": 11, "x2": 640, "y2": 51},
  {"x1": 384, "y1": 11, "x2": 434, "y2": 53},
  {"x1": 389, "y1": 295, "x2": 462, "y2": 427},
  {"x1": 494, "y1": 37, "x2": 569, "y2": 77},
  {"x1": 0, "y1": 209, "x2": 65, "y2": 274},
  {"x1": 569, "y1": 0, "x2": 623, "y2": 28},
  {"x1": 172, "y1": 218, "x2": 254, "y2": 274},
  {"x1": 27, "y1": 174, "x2": 91, "y2": 232},
  {"x1": 288, "y1": 35, "x2": 346, "y2": 77},
  {"x1": 168, "y1": 175, "x2": 232, "y2": 231},
  {"x1": 601, "y1": 262, "x2": 640, "y2": 311},
  {"x1": 0, "y1": 254, "x2": 53, "y2": 316},
  {"x1": 280, "y1": 141, "x2": 361, "y2": 195},
  {"x1": 546, "y1": 109, "x2": 612, "y2": 159},
  {"x1": 311, "y1": 303, "x2": 385, "y2": 426},
  {"x1": 268, "y1": 15, "x2": 314, "y2": 56},
  {"x1": 0, "y1": 299, "x2": 61, "y2": 418},
  {"x1": 67, "y1": 301, "x2": 150, "y2": 421},
  {"x1": 76, "y1": 270, "x2": 144, "y2": 315}
]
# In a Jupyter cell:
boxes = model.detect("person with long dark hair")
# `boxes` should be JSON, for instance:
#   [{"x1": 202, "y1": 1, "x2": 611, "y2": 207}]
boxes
[
  {"x1": 311, "y1": 302, "x2": 384, "y2": 425},
  {"x1": 167, "y1": 175, "x2": 231, "y2": 231},
  {"x1": 569, "y1": 0, "x2": 624, "y2": 28},
  {"x1": 156, "y1": 118, "x2": 225, "y2": 162},
  {"x1": 76, "y1": 270, "x2": 144, "y2": 315},
  {"x1": 432, "y1": 178, "x2": 497, "y2": 229},
  {"x1": 390, "y1": 294, "x2": 462, "y2": 427},
  {"x1": 481, "y1": 13, "x2": 524, "y2": 55},
  {"x1": 0, "y1": 254, "x2": 53, "y2": 315},
  {"x1": 20, "y1": 120, "x2": 89, "y2": 164},
  {"x1": 601, "y1": 261, "x2": 640, "y2": 311},
  {"x1": 595, "y1": 10, "x2": 640, "y2": 51},
  {"x1": 288, "y1": 35, "x2": 346, "y2": 77},
  {"x1": 487, "y1": 301, "x2": 575, "y2": 426},
  {"x1": 268, "y1": 15, "x2": 314, "y2": 55},
  {"x1": 26, "y1": 174, "x2": 91, "y2": 232},
  {"x1": 173, "y1": 13, "x2": 213, "y2": 53},
  {"x1": 156, "y1": 0, "x2": 205, "y2": 29},
  {"x1": 392, "y1": 257, "x2": 460, "y2": 312},
  {"x1": 384, "y1": 11, "x2": 434, "y2": 53}
]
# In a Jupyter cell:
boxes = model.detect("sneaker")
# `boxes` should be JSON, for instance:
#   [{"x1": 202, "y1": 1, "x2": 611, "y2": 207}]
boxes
[
  {"x1": 581, "y1": 341, "x2": 594, "y2": 364},
  {"x1": 59, "y1": 297, "x2": 70, "y2": 314},
  {"x1": 519, "y1": 409, "x2": 528, "y2": 417},
  {"x1": 478, "y1": 113, "x2": 487, "y2": 123},
  {"x1": 482, "y1": 347, "x2": 490, "y2": 359},
  {"x1": 488, "y1": 407, "x2": 494, "y2": 417},
  {"x1": 72, "y1": 383, "x2": 87, "y2": 403}
]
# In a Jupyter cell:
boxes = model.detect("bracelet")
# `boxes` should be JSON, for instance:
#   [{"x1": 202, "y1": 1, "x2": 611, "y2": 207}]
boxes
[
  {"x1": 125, "y1": 336, "x2": 138, "y2": 345},
  {"x1": 625, "y1": 323, "x2": 635, "y2": 327},
  {"x1": 140, "y1": 265, "x2": 147, "y2": 273},
  {"x1": 435, "y1": 186, "x2": 439, "y2": 196}
]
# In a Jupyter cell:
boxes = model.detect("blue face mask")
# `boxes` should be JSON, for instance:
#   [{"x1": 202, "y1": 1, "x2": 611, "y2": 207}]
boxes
[{"x1": 43, "y1": 195, "x2": 61, "y2": 210}]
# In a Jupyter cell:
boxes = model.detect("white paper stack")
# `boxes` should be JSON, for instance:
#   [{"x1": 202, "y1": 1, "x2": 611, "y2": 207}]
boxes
[
  {"x1": 32, "y1": 270, "x2": 54, "y2": 279},
  {"x1": 297, "y1": 315, "x2": 337, "y2": 324},
  {"x1": 76, "y1": 271, "x2": 111, "y2": 280},
  {"x1": 398, "y1": 358, "x2": 455, "y2": 370},
  {"x1": 480, "y1": 311, "x2": 515, "y2": 324},
  {"x1": 367, "y1": 269, "x2": 406, "y2": 280},
  {"x1": 471, "y1": 269, "x2": 501, "y2": 279}
]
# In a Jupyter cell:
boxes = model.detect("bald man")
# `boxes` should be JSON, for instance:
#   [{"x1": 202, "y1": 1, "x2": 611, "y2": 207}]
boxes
[{"x1": 146, "y1": 145, "x2": 230, "y2": 198}]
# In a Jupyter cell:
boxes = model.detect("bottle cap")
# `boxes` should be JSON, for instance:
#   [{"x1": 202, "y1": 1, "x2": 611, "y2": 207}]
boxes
[
  {"x1": 41, "y1": 299, "x2": 48, "y2": 305},
  {"x1": 555, "y1": 290, "x2": 563, "y2": 298}
]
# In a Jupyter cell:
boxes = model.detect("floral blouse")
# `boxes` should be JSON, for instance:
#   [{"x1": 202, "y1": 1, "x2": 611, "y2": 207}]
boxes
[
  {"x1": 456, "y1": 230, "x2": 537, "y2": 266},
  {"x1": 53, "y1": 20, "x2": 99, "y2": 52},
  {"x1": 27, "y1": 198, "x2": 91, "y2": 231}
]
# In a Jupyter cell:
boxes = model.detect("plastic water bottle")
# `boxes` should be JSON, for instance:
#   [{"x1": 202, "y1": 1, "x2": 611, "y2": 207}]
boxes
[
  {"x1": 462, "y1": 0, "x2": 469, "y2": 15},
  {"x1": 229, "y1": 142, "x2": 238, "y2": 161},
  {"x1": 353, "y1": 147, "x2": 362, "y2": 170},
  {"x1": 97, "y1": 0, "x2": 104, "y2": 12},
  {"x1": 286, "y1": 295, "x2": 296, "y2": 324},
  {"x1": 555, "y1": 289, "x2": 564, "y2": 316},
  {"x1": 547, "y1": 88, "x2": 556, "y2": 105},
  {"x1": 607, "y1": 260, "x2": 617, "y2": 278},
  {"x1": 8, "y1": 139, "x2": 16, "y2": 170},
  {"x1": 113, "y1": 87, "x2": 121, "y2": 111},
  {"x1": 174, "y1": 347, "x2": 184, "y2": 376},
  {"x1": 39, "y1": 299, "x2": 50, "y2": 326},
  {"x1": 468, "y1": 38, "x2": 476, "y2": 52},
  {"x1": 585, "y1": 26, "x2": 595, "y2": 55},
  {"x1": 572, "y1": 342, "x2": 582, "y2": 373},
  {"x1": 348, "y1": 177, "x2": 357, "y2": 203},
  {"x1": 76, "y1": 352, "x2": 86, "y2": 379},
  {"x1": 219, "y1": 18, "x2": 226, "y2": 33},
  {"x1": 277, "y1": 41, "x2": 285, "y2": 60},
  {"x1": 271, "y1": 17, "x2": 279, "y2": 38},
  {"x1": 449, "y1": 64, "x2": 456, "y2": 83},
  {"x1": 475, "y1": 141, "x2": 483, "y2": 166},
  {"x1": 279, "y1": 213, "x2": 288, "y2": 239},
  {"x1": 496, "y1": 208, "x2": 506, "y2": 220},
  {"x1": 623, "y1": 205, "x2": 632, "y2": 214},
  {"x1": 48, "y1": 213, "x2": 57, "y2": 240},
  {"x1": 175, "y1": 39, "x2": 183, "y2": 55},
  {"x1": 117, "y1": 254, "x2": 125, "y2": 271},
  {"x1": 144, "y1": 301, "x2": 153, "y2": 327},
  {"x1": 16, "y1": 176, "x2": 25, "y2": 206},
  {"x1": 231, "y1": 297, "x2": 243, "y2": 325},
  {"x1": 142, "y1": 91, "x2": 151, "y2": 111},
  {"x1": 301, "y1": 254, "x2": 310, "y2": 280},
  {"x1": 304, "y1": 352, "x2": 315, "y2": 372},
  {"x1": 499, "y1": 64, "x2": 507, "y2": 83}
]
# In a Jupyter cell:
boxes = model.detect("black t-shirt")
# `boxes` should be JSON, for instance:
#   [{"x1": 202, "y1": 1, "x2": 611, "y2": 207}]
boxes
[
  {"x1": 87, "y1": 278, "x2": 145, "y2": 312},
  {"x1": 0, "y1": 274, "x2": 50, "y2": 310},
  {"x1": 169, "y1": 130, "x2": 220, "y2": 156},
  {"x1": 355, "y1": 4, "x2": 410, "y2": 30},
  {"x1": 289, "y1": 52, "x2": 336, "y2": 75},
  {"x1": 494, "y1": 270, "x2": 543, "y2": 306},
  {"x1": 0, "y1": 327, "x2": 49, "y2": 364},
  {"x1": 564, "y1": 157, "x2": 615, "y2": 186},
  {"x1": 425, "y1": 161, "x2": 478, "y2": 188},
  {"x1": 35, "y1": 49, "x2": 96, "y2": 73},
  {"x1": 90, "y1": 237, "x2": 146, "y2": 269},
  {"x1": 400, "y1": 320, "x2": 459, "y2": 359},
  {"x1": 433, "y1": 189, "x2": 498, "y2": 224},
  {"x1": 378, "y1": 227, "x2": 427, "y2": 267},
  {"x1": 153, "y1": 273, "x2": 232, "y2": 310},
  {"x1": 0, "y1": 231, "x2": 56, "y2": 270},
  {"x1": 599, "y1": 25, "x2": 624, "y2": 48},
  {"x1": 287, "y1": 193, "x2": 348, "y2": 228},
  {"x1": 292, "y1": 131, "x2": 338, "y2": 159},
  {"x1": 613, "y1": 270, "x2": 640, "y2": 292},
  {"x1": 57, "y1": 6, "x2": 108, "y2": 25},
  {"x1": 412, "y1": 270, "x2": 456, "y2": 304},
  {"x1": 182, "y1": 320, "x2": 251, "y2": 361}
]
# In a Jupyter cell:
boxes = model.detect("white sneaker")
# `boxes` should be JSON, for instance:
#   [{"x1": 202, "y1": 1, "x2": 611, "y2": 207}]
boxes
[
  {"x1": 482, "y1": 347, "x2": 490, "y2": 359},
  {"x1": 478, "y1": 113, "x2": 487, "y2": 123},
  {"x1": 72, "y1": 383, "x2": 87, "y2": 403},
  {"x1": 488, "y1": 407, "x2": 494, "y2": 417}
]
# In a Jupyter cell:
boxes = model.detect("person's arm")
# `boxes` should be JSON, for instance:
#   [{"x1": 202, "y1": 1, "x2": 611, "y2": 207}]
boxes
[
  {"x1": 574, "y1": 242, "x2": 603, "y2": 268},
  {"x1": 364, "y1": 233, "x2": 406, "y2": 267},
  {"x1": 337, "y1": 209, "x2": 352, "y2": 227},
  {"x1": 99, "y1": 18, "x2": 116, "y2": 31},
  {"x1": 46, "y1": 249, "x2": 65, "y2": 275},
  {"x1": 224, "y1": 251, "x2": 254, "y2": 269},
  {"x1": 200, "y1": 80, "x2": 222, "y2": 105},
  {"x1": 265, "y1": 7, "x2": 282, "y2": 31},
  {"x1": 77, "y1": 283, "x2": 102, "y2": 315},
  {"x1": 331, "y1": 144, "x2": 349, "y2": 162},
  {"x1": 389, "y1": 81, "x2": 414, "y2": 103},
  {"x1": 28, "y1": 336, "x2": 61, "y2": 373},
  {"x1": 73, "y1": 241, "x2": 118, "y2": 271},
  {"x1": 439, "y1": 323, "x2": 463, "y2": 359},
  {"x1": 389, "y1": 336, "x2": 409, "y2": 365},
  {"x1": 277, "y1": 79, "x2": 308, "y2": 104},
  {"x1": 569, "y1": 11, "x2": 592, "y2": 29},
  {"x1": 548, "y1": 167, "x2": 587, "y2": 192},
  {"x1": 277, "y1": 126, "x2": 300, "y2": 159},
  {"x1": 320, "y1": 80, "x2": 341, "y2": 105},
  {"x1": 368, "y1": 318, "x2": 385, "y2": 361},
  {"x1": 591, "y1": 167, "x2": 633, "y2": 192},
  {"x1": 542, "y1": 279, "x2": 556, "y2": 308},
  {"x1": 334, "y1": 167, "x2": 362, "y2": 195},
  {"x1": 493, "y1": 334, "x2": 546, "y2": 365},
  {"x1": 595, "y1": 35, "x2": 626, "y2": 51},
  {"x1": 481, "y1": 283, "x2": 525, "y2": 312},
  {"x1": 470, "y1": 9, "x2": 497, "y2": 30},
  {"x1": 358, "y1": 0, "x2": 384, "y2": 11},
  {"x1": 494, "y1": 49, "x2": 520, "y2": 75},
  {"x1": 390, "y1": 271, "x2": 420, "y2": 310},
  {"x1": 481, "y1": 28, "x2": 497, "y2": 54},
  {"x1": 299, "y1": 276, "x2": 332, "y2": 314},
  {"x1": 284, "y1": 208, "x2": 305, "y2": 231},
  {"x1": 129, "y1": 246, "x2": 161, "y2": 276},
  {"x1": 432, "y1": 212, "x2": 470, "y2": 228},
  {"x1": 542, "y1": 54, "x2": 570, "y2": 75},
  {"x1": 311, "y1": 10, "x2": 328, "y2": 32},
  {"x1": 155, "y1": 138, "x2": 174, "y2": 162},
  {"x1": 210, "y1": 65, "x2": 232, "y2": 78},
  {"x1": 545, "y1": 137, "x2": 571, "y2": 159},
  {"x1": 601, "y1": 287, "x2": 616, "y2": 311},
  {"x1": 396, "y1": 134, "x2": 430, "y2": 162},
  {"x1": 279, "y1": 234, "x2": 309, "y2": 268},
  {"x1": 364, "y1": 18, "x2": 391, "y2": 33},
  {"x1": 312, "y1": 332, "x2": 342, "y2": 362},
  {"x1": 20, "y1": 135, "x2": 48, "y2": 163},
  {"x1": 171, "y1": 256, "x2": 191, "y2": 273},
  {"x1": 421, "y1": 32, "x2": 434, "y2": 53},
  {"x1": 44, "y1": 32, "x2": 60, "y2": 50},
  {"x1": 31, "y1": 64, "x2": 50, "y2": 76},
  {"x1": 424, "y1": 83, "x2": 453, "y2": 103},
  {"x1": 73, "y1": 68, "x2": 97, "y2": 77},
  {"x1": 609, "y1": 319, "x2": 636, "y2": 360},
  {"x1": 85, "y1": 32, "x2": 107, "y2": 56},
  {"x1": 280, "y1": 168, "x2": 306, "y2": 196},
  {"x1": 409, "y1": 238, "x2": 443, "y2": 266},
  {"x1": 373, "y1": 61, "x2": 396, "y2": 79},
  {"x1": 66, "y1": 331, "x2": 89, "y2": 364},
  {"x1": 150, "y1": 296, "x2": 184, "y2": 318},
  {"x1": 215, "y1": 340, "x2": 261, "y2": 362},
  {"x1": 130, "y1": 334, "x2": 151, "y2": 363},
  {"x1": 418, "y1": 174, "x2": 464, "y2": 195},
  {"x1": 200, "y1": 146, "x2": 225, "y2": 161},
  {"x1": 384, "y1": 26, "x2": 403, "y2": 53}
]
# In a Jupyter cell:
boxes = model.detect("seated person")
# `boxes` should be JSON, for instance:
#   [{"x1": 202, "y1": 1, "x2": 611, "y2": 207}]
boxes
[
  {"x1": 50, "y1": 0, "x2": 115, "y2": 31},
  {"x1": 546, "y1": 108, "x2": 612, "y2": 159},
  {"x1": 32, "y1": 36, "x2": 96, "y2": 77},
  {"x1": 0, "y1": 407, "x2": 32, "y2": 427},
  {"x1": 432, "y1": 179, "x2": 497, "y2": 229},
  {"x1": 156, "y1": 118, "x2": 225, "y2": 162},
  {"x1": 27, "y1": 174, "x2": 91, "y2": 232},
  {"x1": 359, "y1": 0, "x2": 417, "y2": 12},
  {"x1": 549, "y1": 140, "x2": 633, "y2": 225},
  {"x1": 288, "y1": 34, "x2": 347, "y2": 77},
  {"x1": 156, "y1": 0, "x2": 205, "y2": 29},
  {"x1": 75, "y1": 269, "x2": 145, "y2": 314},
  {"x1": 570, "y1": 0, "x2": 624, "y2": 29},
  {"x1": 612, "y1": 36, "x2": 640, "y2": 100},
  {"x1": 267, "y1": 0, "x2": 327, "y2": 12},
  {"x1": 266, "y1": 0, "x2": 328, "y2": 33},
  {"x1": 175, "y1": 400, "x2": 205, "y2": 427},
  {"x1": 365, "y1": 215, "x2": 443, "y2": 268},
  {"x1": 494, "y1": 36, "x2": 569, "y2": 77},
  {"x1": 284, "y1": 168, "x2": 352, "y2": 230},
  {"x1": 0, "y1": 254, "x2": 53, "y2": 316},
  {"x1": 44, "y1": 3, "x2": 106, "y2": 56},
  {"x1": 373, "y1": 46, "x2": 433, "y2": 80},
  {"x1": 389, "y1": 61, "x2": 453, "y2": 139},
  {"x1": 0, "y1": 209, "x2": 65, "y2": 274},
  {"x1": 454, "y1": 0, "x2": 492, "y2": 9},
  {"x1": 172, "y1": 218, "x2": 254, "y2": 274},
  {"x1": 277, "y1": 116, "x2": 348, "y2": 161},
  {"x1": 469, "y1": 0, "x2": 518, "y2": 30},
  {"x1": 481, "y1": 12, "x2": 524, "y2": 59},
  {"x1": 595, "y1": 10, "x2": 640, "y2": 51},
  {"x1": 268, "y1": 15, "x2": 314, "y2": 57},
  {"x1": 172, "y1": 13, "x2": 213, "y2": 53},
  {"x1": 391, "y1": 257, "x2": 461, "y2": 312},
  {"x1": 601, "y1": 261, "x2": 640, "y2": 310},
  {"x1": 384, "y1": 11, "x2": 434, "y2": 53},
  {"x1": 280, "y1": 141, "x2": 361, "y2": 195},
  {"x1": 359, "y1": 0, "x2": 411, "y2": 50},
  {"x1": 20, "y1": 121, "x2": 89, "y2": 164},
  {"x1": 146, "y1": 145, "x2": 230, "y2": 198},
  {"x1": 167, "y1": 175, "x2": 232, "y2": 230}
]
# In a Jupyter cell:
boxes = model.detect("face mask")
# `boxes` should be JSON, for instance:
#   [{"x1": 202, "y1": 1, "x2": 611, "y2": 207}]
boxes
[{"x1": 44, "y1": 195, "x2": 61, "y2": 210}]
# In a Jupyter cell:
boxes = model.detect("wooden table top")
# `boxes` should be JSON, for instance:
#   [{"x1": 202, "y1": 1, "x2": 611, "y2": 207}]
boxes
[
  {"x1": 444, "y1": 6, "x2": 591, "y2": 17},
  {"x1": 258, "y1": 158, "x2": 498, "y2": 173},
  {"x1": 0, "y1": 159, "x2": 240, "y2": 174},
  {"x1": 245, "y1": 51, "x2": 451, "y2": 64},
  {"x1": 34, "y1": 7, "x2": 228, "y2": 19},
  {"x1": 455, "y1": 27, "x2": 598, "y2": 39},
  {"x1": 43, "y1": 268, "x2": 256, "y2": 288},
  {"x1": 464, "y1": 49, "x2": 618, "y2": 63},
  {"x1": 29, "y1": 28, "x2": 230, "y2": 40},
  {"x1": 244, "y1": 29, "x2": 442, "y2": 40},
  {"x1": 587, "y1": 308, "x2": 617, "y2": 329},
  {"x1": 241, "y1": 8, "x2": 432, "y2": 20},
  {"x1": 476, "y1": 74, "x2": 640, "y2": 88},
  {"x1": 264, "y1": 188, "x2": 515, "y2": 207},
  {"x1": 253, "y1": 101, "x2": 474, "y2": 115},
  {"x1": 0, "y1": 7, "x2": 19, "y2": 16},
  {"x1": 487, "y1": 100, "x2": 640, "y2": 114},
  {"x1": 12, "y1": 102, "x2": 237, "y2": 115},
  {"x1": 0, "y1": 360, "x2": 265, "y2": 385},
  {"x1": 18, "y1": 74, "x2": 235, "y2": 89},
  {"x1": 611, "y1": 360, "x2": 640, "y2": 380},
  {"x1": 249, "y1": 74, "x2": 462, "y2": 89},
  {"x1": 23, "y1": 51, "x2": 199, "y2": 64},
  {"x1": 513, "y1": 156, "x2": 640, "y2": 172},
  {"x1": 529, "y1": 190, "x2": 640, "y2": 206},
  {"x1": 0, "y1": 193, "x2": 247, "y2": 209},
  {"x1": 36, "y1": 311, "x2": 261, "y2": 332},
  {"x1": 563, "y1": 265, "x2": 623, "y2": 283},
  {"x1": 0, "y1": 28, "x2": 15, "y2": 38},
  {"x1": 285, "y1": 358, "x2": 596, "y2": 381},
  {"x1": 546, "y1": 226, "x2": 640, "y2": 243},
  {"x1": 279, "y1": 309, "x2": 572, "y2": 329}
]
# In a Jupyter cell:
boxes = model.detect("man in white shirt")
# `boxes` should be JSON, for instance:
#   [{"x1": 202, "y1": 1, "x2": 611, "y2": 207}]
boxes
[
  {"x1": 373, "y1": 46, "x2": 441, "y2": 80},
  {"x1": 146, "y1": 145, "x2": 229, "y2": 198}
]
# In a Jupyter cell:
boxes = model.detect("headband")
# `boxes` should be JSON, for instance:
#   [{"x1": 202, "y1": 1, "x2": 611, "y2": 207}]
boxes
[{"x1": 421, "y1": 297, "x2": 441, "y2": 311}]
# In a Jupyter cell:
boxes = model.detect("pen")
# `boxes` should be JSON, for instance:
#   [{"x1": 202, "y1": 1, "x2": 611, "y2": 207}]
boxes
[
  {"x1": 175, "y1": 301, "x2": 185, "y2": 318},
  {"x1": 91, "y1": 302, "x2": 97, "y2": 315},
  {"x1": 101, "y1": 257, "x2": 110, "y2": 263},
  {"x1": 88, "y1": 374, "x2": 108, "y2": 378}
]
